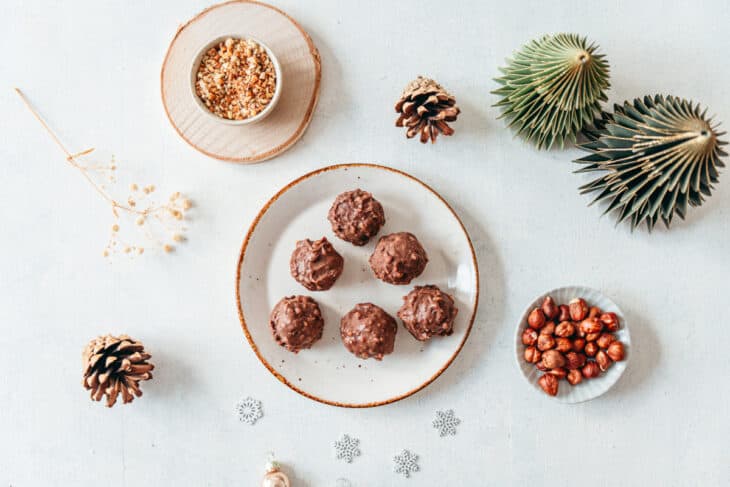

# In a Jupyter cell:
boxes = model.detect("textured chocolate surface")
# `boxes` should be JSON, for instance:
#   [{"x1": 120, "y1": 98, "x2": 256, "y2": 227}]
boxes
[
  {"x1": 269, "y1": 295, "x2": 324, "y2": 353},
  {"x1": 369, "y1": 232, "x2": 428, "y2": 285},
  {"x1": 340, "y1": 303, "x2": 397, "y2": 360},
  {"x1": 398, "y1": 285, "x2": 458, "y2": 341},
  {"x1": 290, "y1": 237, "x2": 344, "y2": 291},
  {"x1": 328, "y1": 189, "x2": 385, "y2": 246}
]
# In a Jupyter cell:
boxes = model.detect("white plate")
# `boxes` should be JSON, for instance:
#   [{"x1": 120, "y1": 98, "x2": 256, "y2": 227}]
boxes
[
  {"x1": 236, "y1": 164, "x2": 479, "y2": 407},
  {"x1": 515, "y1": 286, "x2": 631, "y2": 403}
]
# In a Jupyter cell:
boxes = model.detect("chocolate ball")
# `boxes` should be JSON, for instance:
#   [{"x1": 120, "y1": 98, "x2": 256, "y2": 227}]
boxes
[
  {"x1": 269, "y1": 295, "x2": 324, "y2": 353},
  {"x1": 290, "y1": 237, "x2": 344, "y2": 291},
  {"x1": 397, "y1": 285, "x2": 458, "y2": 341},
  {"x1": 369, "y1": 232, "x2": 428, "y2": 285},
  {"x1": 328, "y1": 189, "x2": 385, "y2": 246},
  {"x1": 340, "y1": 303, "x2": 397, "y2": 360}
]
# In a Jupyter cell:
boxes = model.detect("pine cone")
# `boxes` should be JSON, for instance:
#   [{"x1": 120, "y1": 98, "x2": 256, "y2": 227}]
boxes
[
  {"x1": 82, "y1": 334, "x2": 154, "y2": 407},
  {"x1": 395, "y1": 76, "x2": 460, "y2": 143}
]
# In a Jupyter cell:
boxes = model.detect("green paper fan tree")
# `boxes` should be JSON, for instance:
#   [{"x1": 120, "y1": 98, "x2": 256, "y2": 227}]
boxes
[
  {"x1": 575, "y1": 95, "x2": 727, "y2": 231},
  {"x1": 493, "y1": 33, "x2": 610, "y2": 149}
]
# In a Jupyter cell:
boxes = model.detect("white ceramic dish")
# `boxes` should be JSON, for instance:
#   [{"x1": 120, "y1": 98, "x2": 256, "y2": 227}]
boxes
[
  {"x1": 190, "y1": 35, "x2": 283, "y2": 125},
  {"x1": 236, "y1": 164, "x2": 479, "y2": 407},
  {"x1": 515, "y1": 286, "x2": 630, "y2": 403}
]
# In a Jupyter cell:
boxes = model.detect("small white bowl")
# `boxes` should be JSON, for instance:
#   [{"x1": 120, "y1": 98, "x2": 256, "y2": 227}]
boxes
[
  {"x1": 515, "y1": 286, "x2": 631, "y2": 403},
  {"x1": 190, "y1": 35, "x2": 283, "y2": 125}
]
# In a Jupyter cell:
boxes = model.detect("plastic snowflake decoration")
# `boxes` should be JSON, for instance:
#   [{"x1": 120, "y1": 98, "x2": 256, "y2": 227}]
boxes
[
  {"x1": 334, "y1": 434, "x2": 361, "y2": 463},
  {"x1": 432, "y1": 409, "x2": 461, "y2": 437},
  {"x1": 393, "y1": 449, "x2": 419, "y2": 478},
  {"x1": 234, "y1": 397, "x2": 263, "y2": 425}
]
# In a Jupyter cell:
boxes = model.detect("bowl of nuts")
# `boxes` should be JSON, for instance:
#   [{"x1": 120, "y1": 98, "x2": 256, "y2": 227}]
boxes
[
  {"x1": 515, "y1": 286, "x2": 630, "y2": 403},
  {"x1": 191, "y1": 35, "x2": 282, "y2": 125}
]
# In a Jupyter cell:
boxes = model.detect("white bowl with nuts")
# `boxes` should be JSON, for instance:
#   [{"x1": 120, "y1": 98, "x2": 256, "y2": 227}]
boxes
[
  {"x1": 190, "y1": 35, "x2": 282, "y2": 125},
  {"x1": 515, "y1": 286, "x2": 631, "y2": 403}
]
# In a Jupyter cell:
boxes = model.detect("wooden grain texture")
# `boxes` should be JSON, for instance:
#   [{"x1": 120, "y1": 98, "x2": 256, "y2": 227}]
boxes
[{"x1": 161, "y1": 0, "x2": 321, "y2": 163}]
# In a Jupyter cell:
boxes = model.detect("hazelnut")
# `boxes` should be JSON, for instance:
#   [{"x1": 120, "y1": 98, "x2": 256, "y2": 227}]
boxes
[
  {"x1": 575, "y1": 323, "x2": 586, "y2": 338},
  {"x1": 588, "y1": 306, "x2": 602, "y2": 319},
  {"x1": 600, "y1": 312, "x2": 620, "y2": 332},
  {"x1": 558, "y1": 304, "x2": 571, "y2": 322},
  {"x1": 606, "y1": 341, "x2": 625, "y2": 361},
  {"x1": 536, "y1": 361, "x2": 548, "y2": 371},
  {"x1": 567, "y1": 369, "x2": 583, "y2": 385},
  {"x1": 541, "y1": 296, "x2": 559, "y2": 320},
  {"x1": 572, "y1": 338, "x2": 586, "y2": 352},
  {"x1": 596, "y1": 350, "x2": 612, "y2": 371},
  {"x1": 584, "y1": 342, "x2": 598, "y2": 357},
  {"x1": 569, "y1": 298, "x2": 588, "y2": 321},
  {"x1": 555, "y1": 321, "x2": 575, "y2": 338},
  {"x1": 537, "y1": 334, "x2": 555, "y2": 351},
  {"x1": 581, "y1": 361, "x2": 600, "y2": 379},
  {"x1": 541, "y1": 350, "x2": 566, "y2": 369},
  {"x1": 538, "y1": 373, "x2": 559, "y2": 396},
  {"x1": 565, "y1": 351, "x2": 586, "y2": 370},
  {"x1": 539, "y1": 322, "x2": 556, "y2": 336},
  {"x1": 555, "y1": 337, "x2": 572, "y2": 353},
  {"x1": 527, "y1": 308, "x2": 546, "y2": 330},
  {"x1": 596, "y1": 333, "x2": 616, "y2": 349},
  {"x1": 580, "y1": 317, "x2": 603, "y2": 335},
  {"x1": 522, "y1": 328, "x2": 538, "y2": 346},
  {"x1": 548, "y1": 367, "x2": 567, "y2": 379},
  {"x1": 524, "y1": 346, "x2": 541, "y2": 363},
  {"x1": 586, "y1": 332, "x2": 601, "y2": 342}
]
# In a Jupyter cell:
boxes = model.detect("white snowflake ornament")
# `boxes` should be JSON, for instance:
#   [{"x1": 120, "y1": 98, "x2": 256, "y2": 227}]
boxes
[
  {"x1": 235, "y1": 396, "x2": 263, "y2": 425},
  {"x1": 393, "y1": 449, "x2": 419, "y2": 478},
  {"x1": 432, "y1": 409, "x2": 460, "y2": 437},
  {"x1": 334, "y1": 434, "x2": 361, "y2": 463}
]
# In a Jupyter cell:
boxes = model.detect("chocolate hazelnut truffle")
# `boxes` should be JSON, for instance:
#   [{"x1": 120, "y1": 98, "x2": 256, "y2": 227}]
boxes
[
  {"x1": 369, "y1": 232, "x2": 428, "y2": 285},
  {"x1": 328, "y1": 189, "x2": 385, "y2": 246},
  {"x1": 340, "y1": 303, "x2": 397, "y2": 360},
  {"x1": 270, "y1": 295, "x2": 324, "y2": 353},
  {"x1": 398, "y1": 285, "x2": 458, "y2": 341},
  {"x1": 290, "y1": 237, "x2": 344, "y2": 291}
]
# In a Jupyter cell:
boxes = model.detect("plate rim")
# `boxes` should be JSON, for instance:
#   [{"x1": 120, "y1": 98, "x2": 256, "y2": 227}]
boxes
[
  {"x1": 235, "y1": 163, "x2": 480, "y2": 407},
  {"x1": 514, "y1": 285, "x2": 631, "y2": 404}
]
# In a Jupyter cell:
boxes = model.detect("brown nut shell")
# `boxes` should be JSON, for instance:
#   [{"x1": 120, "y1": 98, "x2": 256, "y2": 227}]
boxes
[
  {"x1": 584, "y1": 342, "x2": 599, "y2": 357},
  {"x1": 541, "y1": 296, "x2": 559, "y2": 320},
  {"x1": 569, "y1": 298, "x2": 588, "y2": 321},
  {"x1": 555, "y1": 321, "x2": 575, "y2": 338},
  {"x1": 528, "y1": 308, "x2": 546, "y2": 330},
  {"x1": 541, "y1": 350, "x2": 566, "y2": 369},
  {"x1": 522, "y1": 328, "x2": 538, "y2": 346},
  {"x1": 567, "y1": 369, "x2": 583, "y2": 385},
  {"x1": 606, "y1": 341, "x2": 625, "y2": 361},
  {"x1": 524, "y1": 346, "x2": 541, "y2": 364},
  {"x1": 596, "y1": 350, "x2": 612, "y2": 371},
  {"x1": 581, "y1": 361, "x2": 600, "y2": 379},
  {"x1": 537, "y1": 334, "x2": 555, "y2": 351},
  {"x1": 538, "y1": 373, "x2": 559, "y2": 396}
]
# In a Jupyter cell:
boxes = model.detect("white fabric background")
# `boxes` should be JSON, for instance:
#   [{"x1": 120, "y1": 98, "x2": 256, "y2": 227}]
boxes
[{"x1": 1, "y1": 1, "x2": 729, "y2": 485}]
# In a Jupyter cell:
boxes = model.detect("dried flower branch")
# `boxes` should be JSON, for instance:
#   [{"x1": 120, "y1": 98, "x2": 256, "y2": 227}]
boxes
[{"x1": 15, "y1": 88, "x2": 193, "y2": 258}]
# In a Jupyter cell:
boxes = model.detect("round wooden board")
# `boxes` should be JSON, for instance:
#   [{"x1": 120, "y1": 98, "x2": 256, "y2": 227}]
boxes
[{"x1": 161, "y1": 0, "x2": 321, "y2": 163}]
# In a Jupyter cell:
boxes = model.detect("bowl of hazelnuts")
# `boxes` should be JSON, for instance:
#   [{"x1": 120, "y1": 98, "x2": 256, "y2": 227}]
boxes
[{"x1": 515, "y1": 286, "x2": 630, "y2": 403}]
